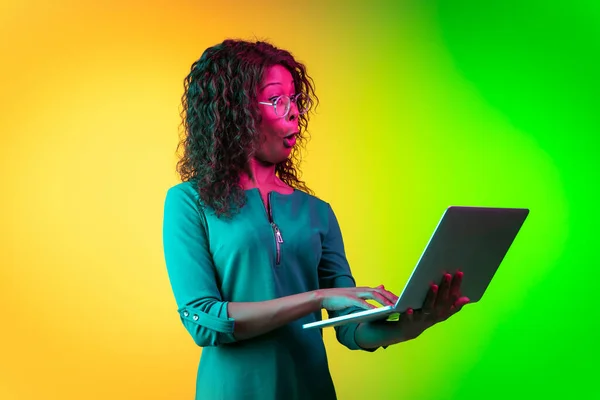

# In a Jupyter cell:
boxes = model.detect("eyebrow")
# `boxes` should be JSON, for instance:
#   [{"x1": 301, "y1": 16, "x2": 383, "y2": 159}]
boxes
[{"x1": 259, "y1": 81, "x2": 295, "y2": 92}]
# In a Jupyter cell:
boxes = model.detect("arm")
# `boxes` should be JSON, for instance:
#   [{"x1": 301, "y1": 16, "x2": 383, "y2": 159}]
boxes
[
  {"x1": 226, "y1": 292, "x2": 321, "y2": 340},
  {"x1": 163, "y1": 185, "x2": 236, "y2": 347},
  {"x1": 354, "y1": 320, "x2": 409, "y2": 349},
  {"x1": 315, "y1": 203, "x2": 471, "y2": 350},
  {"x1": 163, "y1": 186, "x2": 394, "y2": 346},
  {"x1": 163, "y1": 185, "x2": 322, "y2": 346}
]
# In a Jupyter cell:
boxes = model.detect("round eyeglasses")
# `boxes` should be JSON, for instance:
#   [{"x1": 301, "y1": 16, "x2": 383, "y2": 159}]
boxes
[{"x1": 258, "y1": 93, "x2": 311, "y2": 118}]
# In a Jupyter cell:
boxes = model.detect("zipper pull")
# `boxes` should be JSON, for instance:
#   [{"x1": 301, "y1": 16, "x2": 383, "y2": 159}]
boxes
[{"x1": 273, "y1": 224, "x2": 284, "y2": 243}]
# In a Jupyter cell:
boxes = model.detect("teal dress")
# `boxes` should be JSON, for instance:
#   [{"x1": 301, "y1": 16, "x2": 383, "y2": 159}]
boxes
[{"x1": 162, "y1": 182, "x2": 380, "y2": 400}]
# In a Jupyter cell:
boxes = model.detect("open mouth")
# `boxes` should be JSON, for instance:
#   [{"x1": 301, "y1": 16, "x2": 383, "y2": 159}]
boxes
[{"x1": 283, "y1": 132, "x2": 298, "y2": 148}]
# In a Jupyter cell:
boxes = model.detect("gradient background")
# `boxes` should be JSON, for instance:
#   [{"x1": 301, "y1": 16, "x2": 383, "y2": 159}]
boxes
[{"x1": 1, "y1": 0, "x2": 598, "y2": 399}]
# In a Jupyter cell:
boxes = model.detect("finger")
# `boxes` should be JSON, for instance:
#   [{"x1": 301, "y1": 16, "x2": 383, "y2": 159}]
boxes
[
  {"x1": 354, "y1": 298, "x2": 378, "y2": 310},
  {"x1": 366, "y1": 291, "x2": 396, "y2": 307},
  {"x1": 355, "y1": 288, "x2": 395, "y2": 307},
  {"x1": 454, "y1": 296, "x2": 470, "y2": 311},
  {"x1": 404, "y1": 308, "x2": 414, "y2": 324},
  {"x1": 422, "y1": 284, "x2": 438, "y2": 314},
  {"x1": 449, "y1": 271, "x2": 464, "y2": 303},
  {"x1": 415, "y1": 308, "x2": 434, "y2": 324},
  {"x1": 434, "y1": 273, "x2": 452, "y2": 311},
  {"x1": 375, "y1": 286, "x2": 399, "y2": 305},
  {"x1": 439, "y1": 296, "x2": 470, "y2": 322},
  {"x1": 446, "y1": 296, "x2": 470, "y2": 316}
]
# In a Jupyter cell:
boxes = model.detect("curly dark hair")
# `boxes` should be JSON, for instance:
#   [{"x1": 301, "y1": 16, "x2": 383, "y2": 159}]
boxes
[{"x1": 176, "y1": 39, "x2": 318, "y2": 218}]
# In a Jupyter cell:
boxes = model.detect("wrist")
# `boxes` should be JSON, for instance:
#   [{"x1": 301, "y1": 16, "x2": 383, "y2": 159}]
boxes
[
  {"x1": 355, "y1": 319, "x2": 409, "y2": 349},
  {"x1": 310, "y1": 289, "x2": 324, "y2": 310}
]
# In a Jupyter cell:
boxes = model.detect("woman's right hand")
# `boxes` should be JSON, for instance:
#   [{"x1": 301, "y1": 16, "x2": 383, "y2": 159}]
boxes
[{"x1": 317, "y1": 285, "x2": 398, "y2": 312}]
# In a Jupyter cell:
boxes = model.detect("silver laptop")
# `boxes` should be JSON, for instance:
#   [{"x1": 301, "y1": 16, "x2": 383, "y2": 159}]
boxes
[{"x1": 303, "y1": 206, "x2": 530, "y2": 330}]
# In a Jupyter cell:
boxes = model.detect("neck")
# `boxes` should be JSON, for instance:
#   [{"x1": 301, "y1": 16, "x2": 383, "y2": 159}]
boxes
[{"x1": 240, "y1": 158, "x2": 278, "y2": 189}]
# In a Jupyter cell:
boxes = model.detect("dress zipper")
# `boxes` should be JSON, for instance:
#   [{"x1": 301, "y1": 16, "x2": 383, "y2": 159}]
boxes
[{"x1": 266, "y1": 192, "x2": 283, "y2": 266}]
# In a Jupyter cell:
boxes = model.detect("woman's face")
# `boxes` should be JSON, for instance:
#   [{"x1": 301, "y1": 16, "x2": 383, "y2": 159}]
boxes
[{"x1": 254, "y1": 65, "x2": 300, "y2": 165}]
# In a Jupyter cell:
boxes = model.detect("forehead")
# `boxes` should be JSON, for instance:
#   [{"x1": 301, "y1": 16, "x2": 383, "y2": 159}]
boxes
[{"x1": 260, "y1": 65, "x2": 294, "y2": 88}]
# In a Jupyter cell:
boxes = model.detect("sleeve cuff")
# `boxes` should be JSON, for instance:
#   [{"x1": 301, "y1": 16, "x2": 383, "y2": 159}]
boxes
[{"x1": 178, "y1": 304, "x2": 235, "y2": 334}]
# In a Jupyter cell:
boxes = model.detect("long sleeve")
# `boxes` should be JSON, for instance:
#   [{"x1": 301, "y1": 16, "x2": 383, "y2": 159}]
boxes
[
  {"x1": 318, "y1": 204, "x2": 384, "y2": 352},
  {"x1": 162, "y1": 184, "x2": 236, "y2": 347}
]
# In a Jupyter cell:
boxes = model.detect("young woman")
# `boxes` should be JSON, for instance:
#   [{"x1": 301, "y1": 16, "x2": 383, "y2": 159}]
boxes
[{"x1": 163, "y1": 39, "x2": 468, "y2": 400}]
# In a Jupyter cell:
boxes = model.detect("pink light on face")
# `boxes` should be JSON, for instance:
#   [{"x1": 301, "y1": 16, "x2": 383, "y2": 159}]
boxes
[{"x1": 255, "y1": 65, "x2": 300, "y2": 164}]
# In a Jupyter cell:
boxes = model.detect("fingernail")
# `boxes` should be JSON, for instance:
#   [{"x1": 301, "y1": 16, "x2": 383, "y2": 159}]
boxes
[
  {"x1": 407, "y1": 309, "x2": 413, "y2": 314},
  {"x1": 456, "y1": 271, "x2": 464, "y2": 278},
  {"x1": 445, "y1": 274, "x2": 452, "y2": 281},
  {"x1": 431, "y1": 285, "x2": 438, "y2": 293}
]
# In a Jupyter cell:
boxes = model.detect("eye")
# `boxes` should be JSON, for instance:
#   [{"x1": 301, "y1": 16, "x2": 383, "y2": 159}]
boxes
[{"x1": 268, "y1": 95, "x2": 281, "y2": 103}]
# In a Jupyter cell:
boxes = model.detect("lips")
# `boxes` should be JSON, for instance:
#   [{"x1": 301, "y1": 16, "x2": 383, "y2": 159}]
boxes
[{"x1": 283, "y1": 132, "x2": 297, "y2": 149}]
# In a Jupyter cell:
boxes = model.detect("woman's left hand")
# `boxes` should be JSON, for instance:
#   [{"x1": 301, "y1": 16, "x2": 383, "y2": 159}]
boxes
[{"x1": 398, "y1": 271, "x2": 470, "y2": 340}]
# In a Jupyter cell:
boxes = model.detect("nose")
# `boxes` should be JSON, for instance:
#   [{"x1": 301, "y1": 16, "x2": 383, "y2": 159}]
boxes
[{"x1": 287, "y1": 101, "x2": 298, "y2": 121}]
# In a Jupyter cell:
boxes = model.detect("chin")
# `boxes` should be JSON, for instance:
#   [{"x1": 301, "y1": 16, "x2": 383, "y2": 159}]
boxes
[
  {"x1": 278, "y1": 149, "x2": 293, "y2": 163},
  {"x1": 273, "y1": 155, "x2": 291, "y2": 165},
  {"x1": 256, "y1": 155, "x2": 289, "y2": 166},
  {"x1": 256, "y1": 147, "x2": 293, "y2": 165}
]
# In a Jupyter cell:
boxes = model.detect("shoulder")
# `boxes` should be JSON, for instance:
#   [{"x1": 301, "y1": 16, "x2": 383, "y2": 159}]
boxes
[
  {"x1": 164, "y1": 181, "x2": 202, "y2": 213},
  {"x1": 292, "y1": 189, "x2": 331, "y2": 209},
  {"x1": 166, "y1": 181, "x2": 198, "y2": 197},
  {"x1": 291, "y1": 189, "x2": 338, "y2": 226}
]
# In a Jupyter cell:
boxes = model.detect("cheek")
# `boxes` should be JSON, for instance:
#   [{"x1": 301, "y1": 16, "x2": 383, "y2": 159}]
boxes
[
  {"x1": 256, "y1": 128, "x2": 281, "y2": 156},
  {"x1": 257, "y1": 118, "x2": 284, "y2": 146},
  {"x1": 258, "y1": 116, "x2": 280, "y2": 134}
]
